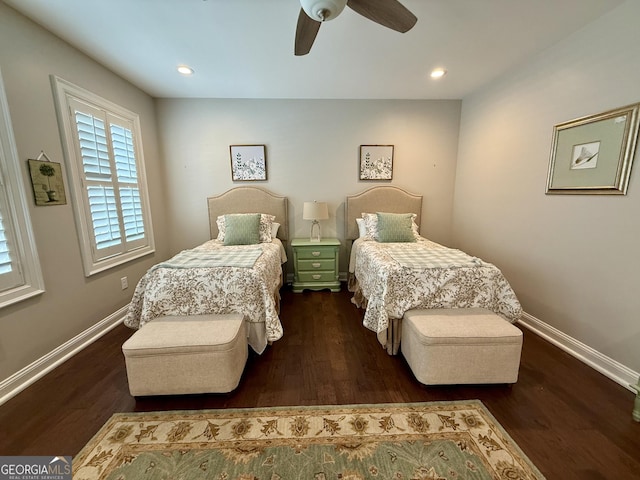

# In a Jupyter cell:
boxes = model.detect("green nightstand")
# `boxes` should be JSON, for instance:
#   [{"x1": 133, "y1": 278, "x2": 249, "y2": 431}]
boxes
[{"x1": 291, "y1": 238, "x2": 341, "y2": 293}]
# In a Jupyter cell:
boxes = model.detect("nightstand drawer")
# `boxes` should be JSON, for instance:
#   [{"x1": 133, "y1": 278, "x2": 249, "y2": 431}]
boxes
[
  {"x1": 295, "y1": 246, "x2": 336, "y2": 260},
  {"x1": 298, "y1": 259, "x2": 335, "y2": 271},
  {"x1": 297, "y1": 271, "x2": 337, "y2": 283}
]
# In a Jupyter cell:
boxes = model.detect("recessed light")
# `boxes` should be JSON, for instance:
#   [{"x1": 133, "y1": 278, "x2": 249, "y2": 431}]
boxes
[
  {"x1": 430, "y1": 68, "x2": 447, "y2": 79},
  {"x1": 177, "y1": 65, "x2": 194, "y2": 75}
]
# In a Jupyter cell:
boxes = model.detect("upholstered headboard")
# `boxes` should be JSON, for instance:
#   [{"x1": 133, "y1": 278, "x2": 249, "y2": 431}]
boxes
[
  {"x1": 207, "y1": 187, "x2": 289, "y2": 241},
  {"x1": 345, "y1": 186, "x2": 423, "y2": 240}
]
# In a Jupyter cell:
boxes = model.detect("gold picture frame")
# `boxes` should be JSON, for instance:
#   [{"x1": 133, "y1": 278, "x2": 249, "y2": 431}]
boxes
[
  {"x1": 28, "y1": 158, "x2": 67, "y2": 206},
  {"x1": 546, "y1": 103, "x2": 639, "y2": 195}
]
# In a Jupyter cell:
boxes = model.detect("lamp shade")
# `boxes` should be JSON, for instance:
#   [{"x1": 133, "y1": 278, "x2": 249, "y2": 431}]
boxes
[{"x1": 303, "y1": 201, "x2": 329, "y2": 220}]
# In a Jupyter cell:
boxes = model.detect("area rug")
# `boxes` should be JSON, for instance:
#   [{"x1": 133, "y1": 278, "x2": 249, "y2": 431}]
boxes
[{"x1": 73, "y1": 400, "x2": 545, "y2": 479}]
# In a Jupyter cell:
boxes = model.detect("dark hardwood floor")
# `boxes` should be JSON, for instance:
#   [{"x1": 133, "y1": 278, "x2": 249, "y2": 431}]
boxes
[{"x1": 1, "y1": 285, "x2": 638, "y2": 479}]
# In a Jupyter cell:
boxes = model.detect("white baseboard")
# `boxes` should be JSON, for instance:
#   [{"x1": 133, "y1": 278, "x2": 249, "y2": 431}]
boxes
[
  {"x1": 518, "y1": 312, "x2": 638, "y2": 393},
  {"x1": 0, "y1": 305, "x2": 128, "y2": 406}
]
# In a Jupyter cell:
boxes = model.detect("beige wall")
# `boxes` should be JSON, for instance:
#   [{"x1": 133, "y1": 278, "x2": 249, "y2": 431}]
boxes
[
  {"x1": 453, "y1": 0, "x2": 640, "y2": 373},
  {"x1": 0, "y1": 4, "x2": 169, "y2": 380},
  {"x1": 156, "y1": 98, "x2": 462, "y2": 272}
]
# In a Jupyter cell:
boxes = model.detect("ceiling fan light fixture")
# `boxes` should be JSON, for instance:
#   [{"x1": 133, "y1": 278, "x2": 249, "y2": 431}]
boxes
[{"x1": 300, "y1": 0, "x2": 347, "y2": 22}]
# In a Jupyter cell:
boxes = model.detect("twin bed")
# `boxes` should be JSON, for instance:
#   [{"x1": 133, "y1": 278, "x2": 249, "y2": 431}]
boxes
[
  {"x1": 124, "y1": 185, "x2": 521, "y2": 357},
  {"x1": 346, "y1": 186, "x2": 522, "y2": 354},
  {"x1": 124, "y1": 187, "x2": 288, "y2": 354}
]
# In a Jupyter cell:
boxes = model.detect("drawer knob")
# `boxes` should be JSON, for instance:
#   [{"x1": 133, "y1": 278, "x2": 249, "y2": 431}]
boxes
[
  {"x1": 312, "y1": 274, "x2": 321, "y2": 280},
  {"x1": 311, "y1": 251, "x2": 321, "y2": 257},
  {"x1": 312, "y1": 262, "x2": 321, "y2": 268}
]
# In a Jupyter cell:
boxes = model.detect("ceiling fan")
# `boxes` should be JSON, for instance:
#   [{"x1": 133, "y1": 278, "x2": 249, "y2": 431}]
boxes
[{"x1": 295, "y1": 0, "x2": 417, "y2": 56}]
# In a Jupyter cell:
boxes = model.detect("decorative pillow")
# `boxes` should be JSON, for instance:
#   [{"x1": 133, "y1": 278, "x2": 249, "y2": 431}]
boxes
[
  {"x1": 223, "y1": 213, "x2": 260, "y2": 245},
  {"x1": 375, "y1": 212, "x2": 417, "y2": 243},
  {"x1": 362, "y1": 212, "x2": 420, "y2": 241},
  {"x1": 411, "y1": 216, "x2": 420, "y2": 238},
  {"x1": 217, "y1": 213, "x2": 275, "y2": 243},
  {"x1": 257, "y1": 214, "x2": 275, "y2": 242},
  {"x1": 361, "y1": 212, "x2": 378, "y2": 240},
  {"x1": 216, "y1": 215, "x2": 225, "y2": 241}
]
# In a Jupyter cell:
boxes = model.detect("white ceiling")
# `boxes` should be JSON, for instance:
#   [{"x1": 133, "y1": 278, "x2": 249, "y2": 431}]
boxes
[{"x1": 5, "y1": 0, "x2": 625, "y2": 99}]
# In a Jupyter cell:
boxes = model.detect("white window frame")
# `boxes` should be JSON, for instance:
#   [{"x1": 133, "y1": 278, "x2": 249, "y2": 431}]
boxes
[
  {"x1": 51, "y1": 76, "x2": 155, "y2": 276},
  {"x1": 0, "y1": 69, "x2": 45, "y2": 308}
]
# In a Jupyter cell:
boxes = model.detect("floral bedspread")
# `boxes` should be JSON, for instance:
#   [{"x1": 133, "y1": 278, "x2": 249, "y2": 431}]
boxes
[
  {"x1": 124, "y1": 239, "x2": 286, "y2": 354},
  {"x1": 349, "y1": 238, "x2": 522, "y2": 348}
]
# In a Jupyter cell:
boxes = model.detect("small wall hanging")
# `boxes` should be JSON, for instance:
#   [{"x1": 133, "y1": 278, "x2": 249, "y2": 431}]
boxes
[
  {"x1": 230, "y1": 144, "x2": 267, "y2": 181},
  {"x1": 360, "y1": 145, "x2": 394, "y2": 180},
  {"x1": 28, "y1": 151, "x2": 67, "y2": 206},
  {"x1": 546, "y1": 103, "x2": 639, "y2": 195}
]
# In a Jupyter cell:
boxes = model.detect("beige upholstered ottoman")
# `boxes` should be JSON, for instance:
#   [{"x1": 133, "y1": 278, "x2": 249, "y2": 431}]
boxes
[
  {"x1": 122, "y1": 314, "x2": 248, "y2": 396},
  {"x1": 401, "y1": 308, "x2": 522, "y2": 385}
]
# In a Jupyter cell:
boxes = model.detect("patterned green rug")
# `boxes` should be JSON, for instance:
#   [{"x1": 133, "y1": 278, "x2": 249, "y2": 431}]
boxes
[{"x1": 74, "y1": 401, "x2": 545, "y2": 479}]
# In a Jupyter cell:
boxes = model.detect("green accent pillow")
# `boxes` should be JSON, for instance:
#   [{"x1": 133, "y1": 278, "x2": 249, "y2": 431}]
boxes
[
  {"x1": 223, "y1": 213, "x2": 261, "y2": 245},
  {"x1": 376, "y1": 212, "x2": 416, "y2": 243}
]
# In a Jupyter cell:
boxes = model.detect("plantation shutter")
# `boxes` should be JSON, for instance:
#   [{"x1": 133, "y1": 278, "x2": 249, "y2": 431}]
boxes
[
  {"x1": 0, "y1": 172, "x2": 25, "y2": 291},
  {"x1": 0, "y1": 209, "x2": 13, "y2": 274},
  {"x1": 110, "y1": 121, "x2": 145, "y2": 245},
  {"x1": 69, "y1": 98, "x2": 147, "y2": 262},
  {"x1": 52, "y1": 76, "x2": 154, "y2": 276}
]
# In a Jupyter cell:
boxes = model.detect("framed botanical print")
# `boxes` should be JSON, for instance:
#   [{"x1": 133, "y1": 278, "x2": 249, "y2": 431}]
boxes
[
  {"x1": 230, "y1": 144, "x2": 267, "y2": 181},
  {"x1": 360, "y1": 145, "x2": 393, "y2": 180}
]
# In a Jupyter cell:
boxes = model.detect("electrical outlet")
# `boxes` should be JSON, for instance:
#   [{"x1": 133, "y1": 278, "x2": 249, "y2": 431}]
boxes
[{"x1": 121, "y1": 276, "x2": 128, "y2": 290}]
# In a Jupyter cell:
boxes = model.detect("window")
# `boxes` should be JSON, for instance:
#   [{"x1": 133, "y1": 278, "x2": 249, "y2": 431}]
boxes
[
  {"x1": 52, "y1": 77, "x2": 154, "y2": 276},
  {"x1": 0, "y1": 70, "x2": 45, "y2": 308}
]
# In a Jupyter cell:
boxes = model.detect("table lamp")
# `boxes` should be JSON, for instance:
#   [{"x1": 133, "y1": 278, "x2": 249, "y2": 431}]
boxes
[{"x1": 303, "y1": 201, "x2": 329, "y2": 242}]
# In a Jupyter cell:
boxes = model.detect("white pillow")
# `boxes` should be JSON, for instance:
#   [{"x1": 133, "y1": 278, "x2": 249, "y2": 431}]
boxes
[
  {"x1": 271, "y1": 222, "x2": 280, "y2": 239},
  {"x1": 217, "y1": 213, "x2": 275, "y2": 243},
  {"x1": 355, "y1": 217, "x2": 367, "y2": 238}
]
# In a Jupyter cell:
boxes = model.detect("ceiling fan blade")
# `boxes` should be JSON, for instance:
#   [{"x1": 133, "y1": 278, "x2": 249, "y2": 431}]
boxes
[
  {"x1": 347, "y1": 0, "x2": 417, "y2": 33},
  {"x1": 295, "y1": 8, "x2": 322, "y2": 56}
]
